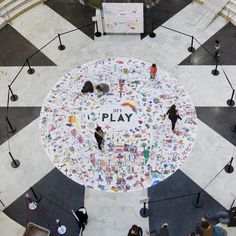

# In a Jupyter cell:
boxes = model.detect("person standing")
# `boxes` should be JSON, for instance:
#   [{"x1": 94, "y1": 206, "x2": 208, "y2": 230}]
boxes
[
  {"x1": 75, "y1": 207, "x2": 88, "y2": 225},
  {"x1": 150, "y1": 64, "x2": 157, "y2": 80},
  {"x1": 196, "y1": 221, "x2": 213, "y2": 236},
  {"x1": 166, "y1": 104, "x2": 182, "y2": 133},
  {"x1": 150, "y1": 223, "x2": 169, "y2": 236},
  {"x1": 127, "y1": 225, "x2": 143, "y2": 236},
  {"x1": 94, "y1": 126, "x2": 105, "y2": 150},
  {"x1": 72, "y1": 207, "x2": 88, "y2": 236},
  {"x1": 188, "y1": 233, "x2": 196, "y2": 236},
  {"x1": 214, "y1": 40, "x2": 220, "y2": 57}
]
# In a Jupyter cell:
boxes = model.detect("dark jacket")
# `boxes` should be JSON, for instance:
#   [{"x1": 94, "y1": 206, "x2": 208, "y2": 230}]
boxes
[{"x1": 81, "y1": 81, "x2": 94, "y2": 93}]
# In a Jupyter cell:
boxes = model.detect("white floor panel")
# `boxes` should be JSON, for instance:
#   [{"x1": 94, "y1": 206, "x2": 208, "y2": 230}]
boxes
[
  {"x1": 181, "y1": 119, "x2": 236, "y2": 208},
  {"x1": 11, "y1": 4, "x2": 94, "y2": 68},
  {"x1": 0, "y1": 212, "x2": 25, "y2": 236},
  {"x1": 84, "y1": 188, "x2": 149, "y2": 236},
  {"x1": 178, "y1": 65, "x2": 234, "y2": 106}
]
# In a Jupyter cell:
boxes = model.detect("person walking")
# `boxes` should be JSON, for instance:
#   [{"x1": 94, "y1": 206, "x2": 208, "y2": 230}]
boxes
[
  {"x1": 150, "y1": 64, "x2": 157, "y2": 80},
  {"x1": 127, "y1": 224, "x2": 143, "y2": 236},
  {"x1": 94, "y1": 126, "x2": 105, "y2": 150},
  {"x1": 214, "y1": 40, "x2": 220, "y2": 57},
  {"x1": 166, "y1": 104, "x2": 182, "y2": 133},
  {"x1": 150, "y1": 223, "x2": 169, "y2": 236},
  {"x1": 72, "y1": 207, "x2": 88, "y2": 236}
]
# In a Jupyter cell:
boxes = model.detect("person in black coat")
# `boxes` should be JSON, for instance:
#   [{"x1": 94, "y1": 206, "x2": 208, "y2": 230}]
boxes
[
  {"x1": 128, "y1": 225, "x2": 143, "y2": 236},
  {"x1": 94, "y1": 126, "x2": 105, "y2": 150},
  {"x1": 81, "y1": 81, "x2": 94, "y2": 93},
  {"x1": 74, "y1": 207, "x2": 88, "y2": 235},
  {"x1": 166, "y1": 104, "x2": 182, "y2": 132}
]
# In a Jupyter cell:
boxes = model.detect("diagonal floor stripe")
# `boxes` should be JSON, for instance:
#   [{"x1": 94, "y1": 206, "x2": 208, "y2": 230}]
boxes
[
  {"x1": 180, "y1": 23, "x2": 236, "y2": 65},
  {"x1": 148, "y1": 170, "x2": 226, "y2": 235},
  {"x1": 0, "y1": 25, "x2": 56, "y2": 67},
  {"x1": 3, "y1": 168, "x2": 85, "y2": 235},
  {"x1": 196, "y1": 106, "x2": 236, "y2": 146},
  {"x1": 0, "y1": 107, "x2": 41, "y2": 145}
]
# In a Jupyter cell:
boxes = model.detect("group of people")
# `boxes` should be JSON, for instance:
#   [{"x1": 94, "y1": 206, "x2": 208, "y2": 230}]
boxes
[
  {"x1": 81, "y1": 80, "x2": 109, "y2": 96},
  {"x1": 71, "y1": 207, "x2": 233, "y2": 235},
  {"x1": 188, "y1": 221, "x2": 227, "y2": 236},
  {"x1": 80, "y1": 81, "x2": 108, "y2": 150},
  {"x1": 92, "y1": 105, "x2": 181, "y2": 151},
  {"x1": 128, "y1": 223, "x2": 169, "y2": 236},
  {"x1": 150, "y1": 64, "x2": 182, "y2": 133},
  {"x1": 187, "y1": 210, "x2": 232, "y2": 236},
  {"x1": 127, "y1": 210, "x2": 230, "y2": 236},
  {"x1": 81, "y1": 64, "x2": 182, "y2": 151}
]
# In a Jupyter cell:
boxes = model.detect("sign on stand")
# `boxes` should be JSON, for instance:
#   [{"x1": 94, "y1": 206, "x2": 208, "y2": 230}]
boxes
[{"x1": 102, "y1": 3, "x2": 144, "y2": 34}]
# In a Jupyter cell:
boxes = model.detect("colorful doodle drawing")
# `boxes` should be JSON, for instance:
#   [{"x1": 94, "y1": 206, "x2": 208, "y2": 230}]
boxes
[
  {"x1": 121, "y1": 102, "x2": 138, "y2": 113},
  {"x1": 39, "y1": 58, "x2": 198, "y2": 192}
]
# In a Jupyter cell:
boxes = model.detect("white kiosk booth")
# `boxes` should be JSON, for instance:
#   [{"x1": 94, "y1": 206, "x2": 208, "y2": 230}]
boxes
[{"x1": 102, "y1": 3, "x2": 144, "y2": 34}]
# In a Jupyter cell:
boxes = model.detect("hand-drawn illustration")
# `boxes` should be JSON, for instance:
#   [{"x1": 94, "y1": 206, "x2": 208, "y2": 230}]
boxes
[{"x1": 40, "y1": 58, "x2": 198, "y2": 192}]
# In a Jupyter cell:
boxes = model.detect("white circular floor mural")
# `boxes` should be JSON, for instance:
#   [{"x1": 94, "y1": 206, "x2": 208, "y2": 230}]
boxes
[{"x1": 40, "y1": 58, "x2": 197, "y2": 192}]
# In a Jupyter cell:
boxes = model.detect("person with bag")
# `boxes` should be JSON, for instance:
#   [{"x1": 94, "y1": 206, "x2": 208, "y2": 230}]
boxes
[
  {"x1": 127, "y1": 224, "x2": 143, "y2": 236},
  {"x1": 72, "y1": 207, "x2": 88, "y2": 236},
  {"x1": 94, "y1": 126, "x2": 105, "y2": 150},
  {"x1": 166, "y1": 104, "x2": 182, "y2": 133},
  {"x1": 196, "y1": 220, "x2": 213, "y2": 236}
]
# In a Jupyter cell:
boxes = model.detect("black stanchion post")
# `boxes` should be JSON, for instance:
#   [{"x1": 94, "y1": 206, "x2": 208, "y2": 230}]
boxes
[
  {"x1": 188, "y1": 36, "x2": 195, "y2": 53},
  {"x1": 211, "y1": 59, "x2": 219, "y2": 76},
  {"x1": 192, "y1": 192, "x2": 203, "y2": 208},
  {"x1": 26, "y1": 59, "x2": 35, "y2": 75},
  {"x1": 58, "y1": 34, "x2": 65, "y2": 50},
  {"x1": 225, "y1": 157, "x2": 234, "y2": 173},
  {"x1": 149, "y1": 23, "x2": 156, "y2": 38},
  {"x1": 30, "y1": 187, "x2": 41, "y2": 203},
  {"x1": 8, "y1": 85, "x2": 18, "y2": 102},
  {"x1": 94, "y1": 21, "x2": 102, "y2": 37},
  {"x1": 5, "y1": 116, "x2": 16, "y2": 133},
  {"x1": 139, "y1": 202, "x2": 149, "y2": 218},
  {"x1": 8, "y1": 152, "x2": 20, "y2": 168},
  {"x1": 232, "y1": 124, "x2": 236, "y2": 133},
  {"x1": 26, "y1": 194, "x2": 37, "y2": 210},
  {"x1": 56, "y1": 219, "x2": 67, "y2": 235},
  {"x1": 0, "y1": 199, "x2": 5, "y2": 208},
  {"x1": 227, "y1": 89, "x2": 235, "y2": 107}
]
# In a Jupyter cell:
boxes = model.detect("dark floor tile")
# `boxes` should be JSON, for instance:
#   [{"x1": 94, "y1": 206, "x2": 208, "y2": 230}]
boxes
[
  {"x1": 148, "y1": 170, "x2": 226, "y2": 235},
  {"x1": 0, "y1": 107, "x2": 41, "y2": 145},
  {"x1": 0, "y1": 25, "x2": 56, "y2": 66},
  {"x1": 4, "y1": 168, "x2": 85, "y2": 236},
  {"x1": 195, "y1": 106, "x2": 236, "y2": 146},
  {"x1": 45, "y1": 0, "x2": 96, "y2": 39},
  {"x1": 141, "y1": 0, "x2": 192, "y2": 39},
  {"x1": 180, "y1": 23, "x2": 236, "y2": 65}
]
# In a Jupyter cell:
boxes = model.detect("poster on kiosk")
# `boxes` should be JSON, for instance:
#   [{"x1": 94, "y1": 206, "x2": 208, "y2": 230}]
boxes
[{"x1": 102, "y1": 3, "x2": 144, "y2": 34}]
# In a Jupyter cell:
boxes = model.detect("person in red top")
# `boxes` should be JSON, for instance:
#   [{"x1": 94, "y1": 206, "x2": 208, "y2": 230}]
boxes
[{"x1": 150, "y1": 63, "x2": 157, "y2": 79}]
